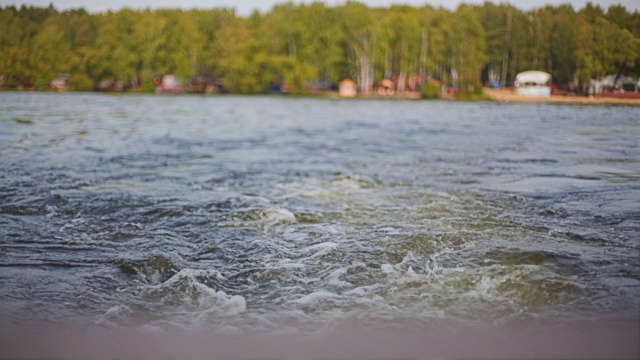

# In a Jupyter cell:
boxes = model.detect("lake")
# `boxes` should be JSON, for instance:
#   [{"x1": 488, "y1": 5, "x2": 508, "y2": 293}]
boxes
[{"x1": 1, "y1": 93, "x2": 638, "y2": 336}]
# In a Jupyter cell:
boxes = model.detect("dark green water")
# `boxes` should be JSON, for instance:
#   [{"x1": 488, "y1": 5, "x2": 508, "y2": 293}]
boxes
[{"x1": 1, "y1": 93, "x2": 638, "y2": 331}]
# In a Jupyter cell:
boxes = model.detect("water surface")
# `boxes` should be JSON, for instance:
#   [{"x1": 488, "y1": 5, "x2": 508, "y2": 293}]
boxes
[{"x1": 1, "y1": 93, "x2": 638, "y2": 332}]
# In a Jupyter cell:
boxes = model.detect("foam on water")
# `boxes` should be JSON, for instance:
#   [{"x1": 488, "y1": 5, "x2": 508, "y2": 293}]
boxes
[
  {"x1": 324, "y1": 267, "x2": 352, "y2": 288},
  {"x1": 103, "y1": 268, "x2": 247, "y2": 328},
  {"x1": 291, "y1": 291, "x2": 342, "y2": 305},
  {"x1": 298, "y1": 242, "x2": 339, "y2": 258},
  {"x1": 258, "y1": 207, "x2": 297, "y2": 228}
]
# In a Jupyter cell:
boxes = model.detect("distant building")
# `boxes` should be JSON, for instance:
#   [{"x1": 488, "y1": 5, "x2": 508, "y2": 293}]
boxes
[
  {"x1": 378, "y1": 79, "x2": 395, "y2": 96},
  {"x1": 590, "y1": 74, "x2": 640, "y2": 98},
  {"x1": 96, "y1": 80, "x2": 124, "y2": 92},
  {"x1": 339, "y1": 78, "x2": 357, "y2": 97},
  {"x1": 50, "y1": 74, "x2": 69, "y2": 91},
  {"x1": 156, "y1": 74, "x2": 184, "y2": 94}
]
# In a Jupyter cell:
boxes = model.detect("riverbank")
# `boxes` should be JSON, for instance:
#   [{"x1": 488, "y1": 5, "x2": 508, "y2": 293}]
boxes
[
  {"x1": 3, "y1": 88, "x2": 640, "y2": 105},
  {"x1": 484, "y1": 88, "x2": 640, "y2": 105}
]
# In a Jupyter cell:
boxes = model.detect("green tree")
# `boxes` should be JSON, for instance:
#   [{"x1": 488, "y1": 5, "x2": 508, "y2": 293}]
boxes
[
  {"x1": 29, "y1": 18, "x2": 71, "y2": 89},
  {"x1": 337, "y1": 2, "x2": 378, "y2": 93},
  {"x1": 154, "y1": 10, "x2": 204, "y2": 79},
  {"x1": 548, "y1": 5, "x2": 579, "y2": 88},
  {"x1": 90, "y1": 11, "x2": 138, "y2": 84},
  {"x1": 377, "y1": 6, "x2": 422, "y2": 91},
  {"x1": 445, "y1": 6, "x2": 487, "y2": 90},
  {"x1": 194, "y1": 8, "x2": 237, "y2": 78}
]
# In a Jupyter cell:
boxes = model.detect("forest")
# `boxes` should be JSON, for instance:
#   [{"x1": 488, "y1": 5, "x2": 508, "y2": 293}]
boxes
[{"x1": 0, "y1": 1, "x2": 639, "y2": 96}]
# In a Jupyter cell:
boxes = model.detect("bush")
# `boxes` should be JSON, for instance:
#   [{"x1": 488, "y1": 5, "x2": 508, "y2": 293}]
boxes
[
  {"x1": 473, "y1": 82, "x2": 484, "y2": 95},
  {"x1": 140, "y1": 80, "x2": 156, "y2": 93},
  {"x1": 453, "y1": 82, "x2": 491, "y2": 101},
  {"x1": 421, "y1": 82, "x2": 441, "y2": 99},
  {"x1": 68, "y1": 74, "x2": 94, "y2": 91}
]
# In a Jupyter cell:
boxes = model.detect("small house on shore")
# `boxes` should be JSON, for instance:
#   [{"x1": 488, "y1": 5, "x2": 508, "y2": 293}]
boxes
[
  {"x1": 339, "y1": 79, "x2": 357, "y2": 97},
  {"x1": 50, "y1": 74, "x2": 69, "y2": 91},
  {"x1": 156, "y1": 74, "x2": 184, "y2": 94},
  {"x1": 377, "y1": 79, "x2": 395, "y2": 96},
  {"x1": 590, "y1": 75, "x2": 639, "y2": 98}
]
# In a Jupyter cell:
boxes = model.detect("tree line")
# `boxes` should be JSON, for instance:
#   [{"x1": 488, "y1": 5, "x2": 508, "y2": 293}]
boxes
[{"x1": 0, "y1": 1, "x2": 638, "y2": 95}]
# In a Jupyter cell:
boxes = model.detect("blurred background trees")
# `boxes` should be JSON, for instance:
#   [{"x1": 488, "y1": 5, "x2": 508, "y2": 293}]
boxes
[{"x1": 0, "y1": 1, "x2": 638, "y2": 94}]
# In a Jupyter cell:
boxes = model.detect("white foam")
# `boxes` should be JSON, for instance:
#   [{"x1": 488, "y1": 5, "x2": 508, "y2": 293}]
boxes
[
  {"x1": 300, "y1": 188, "x2": 331, "y2": 198},
  {"x1": 381, "y1": 264, "x2": 397, "y2": 276},
  {"x1": 104, "y1": 304, "x2": 131, "y2": 317},
  {"x1": 325, "y1": 267, "x2": 352, "y2": 288},
  {"x1": 162, "y1": 268, "x2": 226, "y2": 285},
  {"x1": 236, "y1": 195, "x2": 271, "y2": 206},
  {"x1": 473, "y1": 275, "x2": 494, "y2": 296},
  {"x1": 405, "y1": 266, "x2": 418, "y2": 278},
  {"x1": 291, "y1": 291, "x2": 341, "y2": 305},
  {"x1": 209, "y1": 290, "x2": 247, "y2": 316},
  {"x1": 298, "y1": 242, "x2": 338, "y2": 258},
  {"x1": 258, "y1": 207, "x2": 298, "y2": 229},
  {"x1": 150, "y1": 268, "x2": 246, "y2": 316},
  {"x1": 277, "y1": 260, "x2": 306, "y2": 269},
  {"x1": 344, "y1": 285, "x2": 377, "y2": 297},
  {"x1": 330, "y1": 176, "x2": 376, "y2": 189},
  {"x1": 45, "y1": 205, "x2": 57, "y2": 218},
  {"x1": 95, "y1": 304, "x2": 133, "y2": 326}
]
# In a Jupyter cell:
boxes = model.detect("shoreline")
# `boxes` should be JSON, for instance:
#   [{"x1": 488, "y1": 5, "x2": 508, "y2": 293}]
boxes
[
  {"x1": 3, "y1": 88, "x2": 640, "y2": 105},
  {"x1": 484, "y1": 88, "x2": 640, "y2": 105}
]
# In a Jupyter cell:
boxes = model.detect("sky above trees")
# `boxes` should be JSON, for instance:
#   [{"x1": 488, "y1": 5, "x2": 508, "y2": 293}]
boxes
[{"x1": 2, "y1": 0, "x2": 639, "y2": 15}]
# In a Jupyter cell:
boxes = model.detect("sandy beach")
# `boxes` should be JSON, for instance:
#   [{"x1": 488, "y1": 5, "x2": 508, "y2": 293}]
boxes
[{"x1": 484, "y1": 88, "x2": 640, "y2": 105}]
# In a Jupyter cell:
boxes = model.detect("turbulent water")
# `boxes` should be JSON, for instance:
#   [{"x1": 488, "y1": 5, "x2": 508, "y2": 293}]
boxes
[{"x1": 1, "y1": 93, "x2": 639, "y2": 332}]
